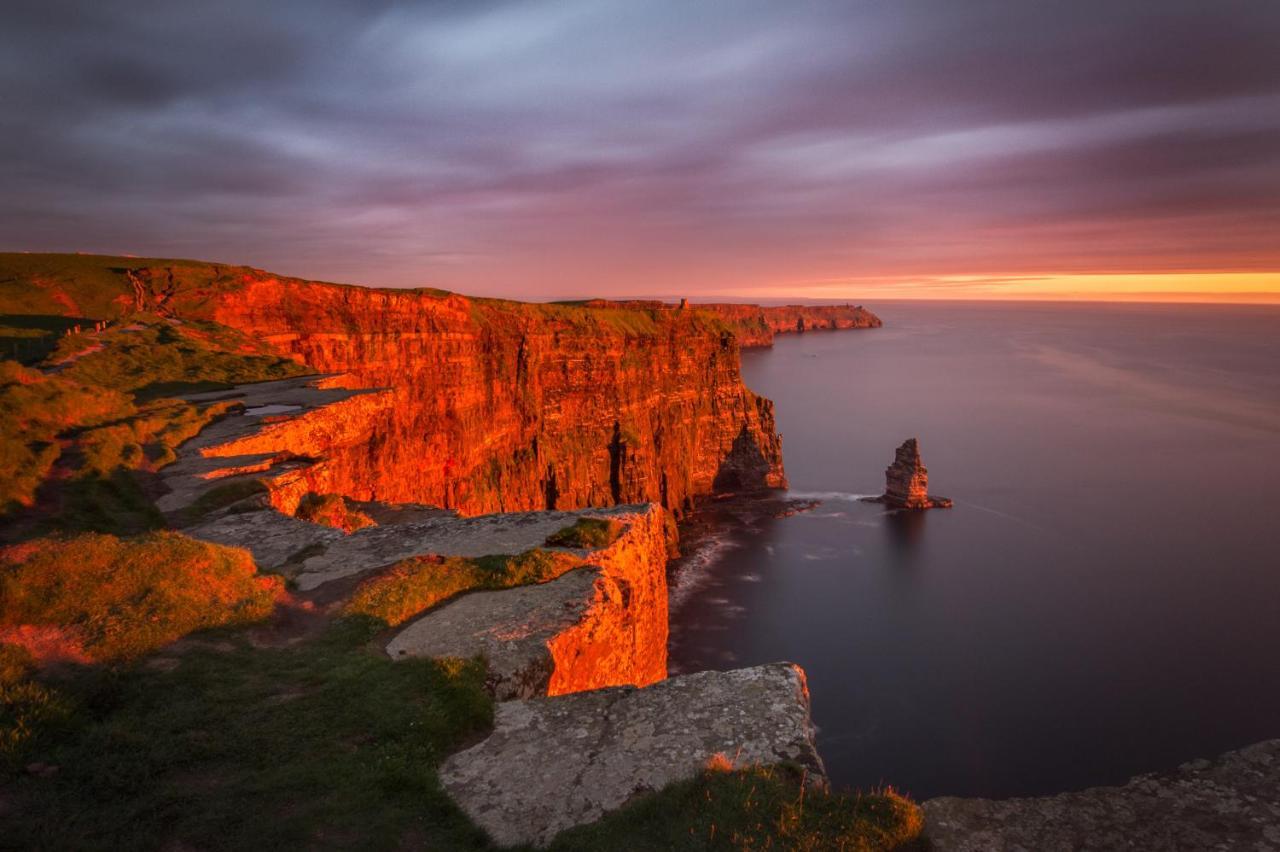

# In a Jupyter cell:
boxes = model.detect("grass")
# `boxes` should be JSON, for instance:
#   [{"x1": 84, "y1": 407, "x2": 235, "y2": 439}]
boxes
[
  {"x1": 50, "y1": 320, "x2": 309, "y2": 395},
  {"x1": 0, "y1": 531, "x2": 283, "y2": 664},
  {"x1": 0, "y1": 316, "x2": 306, "y2": 535},
  {"x1": 1, "y1": 644, "x2": 72, "y2": 773},
  {"x1": 346, "y1": 549, "x2": 584, "y2": 627},
  {"x1": 294, "y1": 493, "x2": 376, "y2": 533},
  {"x1": 545, "y1": 517, "x2": 625, "y2": 549},
  {"x1": 550, "y1": 764, "x2": 924, "y2": 851},
  {"x1": 2, "y1": 618, "x2": 494, "y2": 850}
]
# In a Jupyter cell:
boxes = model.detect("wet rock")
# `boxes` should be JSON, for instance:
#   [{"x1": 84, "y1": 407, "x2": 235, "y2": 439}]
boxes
[
  {"x1": 869, "y1": 438, "x2": 951, "y2": 509},
  {"x1": 924, "y1": 738, "x2": 1280, "y2": 851},
  {"x1": 440, "y1": 663, "x2": 826, "y2": 848}
]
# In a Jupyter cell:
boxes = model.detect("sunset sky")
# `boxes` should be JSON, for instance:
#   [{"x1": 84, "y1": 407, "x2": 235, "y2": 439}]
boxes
[{"x1": 3, "y1": 1, "x2": 1279, "y2": 302}]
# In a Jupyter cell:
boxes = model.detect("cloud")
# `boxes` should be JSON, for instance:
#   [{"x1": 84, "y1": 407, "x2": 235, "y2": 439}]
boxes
[{"x1": 1, "y1": 0, "x2": 1278, "y2": 297}]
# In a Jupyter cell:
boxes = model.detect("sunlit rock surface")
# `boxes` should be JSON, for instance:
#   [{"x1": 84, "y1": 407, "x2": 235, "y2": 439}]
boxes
[
  {"x1": 384, "y1": 503, "x2": 672, "y2": 697},
  {"x1": 118, "y1": 263, "x2": 787, "y2": 515},
  {"x1": 872, "y1": 437, "x2": 952, "y2": 509},
  {"x1": 440, "y1": 663, "x2": 826, "y2": 848},
  {"x1": 924, "y1": 739, "x2": 1280, "y2": 851}
]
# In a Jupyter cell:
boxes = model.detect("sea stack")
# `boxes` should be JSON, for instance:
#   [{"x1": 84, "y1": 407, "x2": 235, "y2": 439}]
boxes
[{"x1": 877, "y1": 438, "x2": 952, "y2": 509}]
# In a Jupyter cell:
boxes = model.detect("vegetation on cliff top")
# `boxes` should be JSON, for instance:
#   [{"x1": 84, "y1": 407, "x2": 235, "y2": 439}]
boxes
[
  {"x1": 545, "y1": 516, "x2": 625, "y2": 549},
  {"x1": 4, "y1": 617, "x2": 921, "y2": 851},
  {"x1": 0, "y1": 531, "x2": 283, "y2": 664},
  {"x1": 346, "y1": 548, "x2": 584, "y2": 626},
  {"x1": 551, "y1": 764, "x2": 923, "y2": 851},
  {"x1": 0, "y1": 314, "x2": 308, "y2": 537},
  {"x1": 3, "y1": 618, "x2": 495, "y2": 849}
]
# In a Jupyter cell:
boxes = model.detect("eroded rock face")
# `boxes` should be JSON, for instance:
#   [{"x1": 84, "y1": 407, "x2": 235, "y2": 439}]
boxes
[
  {"x1": 924, "y1": 739, "x2": 1280, "y2": 851},
  {"x1": 387, "y1": 568, "x2": 609, "y2": 699},
  {"x1": 440, "y1": 664, "x2": 827, "y2": 848},
  {"x1": 384, "y1": 504, "x2": 672, "y2": 697},
  {"x1": 878, "y1": 438, "x2": 952, "y2": 510},
  {"x1": 139, "y1": 266, "x2": 787, "y2": 516}
]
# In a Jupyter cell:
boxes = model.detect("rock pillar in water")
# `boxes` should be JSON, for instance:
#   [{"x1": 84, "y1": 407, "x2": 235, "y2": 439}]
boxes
[{"x1": 880, "y1": 438, "x2": 952, "y2": 509}]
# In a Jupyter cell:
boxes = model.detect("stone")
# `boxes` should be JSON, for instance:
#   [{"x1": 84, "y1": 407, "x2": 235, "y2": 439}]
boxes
[
  {"x1": 870, "y1": 438, "x2": 952, "y2": 509},
  {"x1": 383, "y1": 503, "x2": 672, "y2": 697},
  {"x1": 923, "y1": 738, "x2": 1280, "y2": 851},
  {"x1": 440, "y1": 663, "x2": 827, "y2": 848},
  {"x1": 387, "y1": 567, "x2": 611, "y2": 699}
]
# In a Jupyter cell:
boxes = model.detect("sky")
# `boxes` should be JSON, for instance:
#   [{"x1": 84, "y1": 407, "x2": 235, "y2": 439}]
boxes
[{"x1": 3, "y1": 0, "x2": 1280, "y2": 302}]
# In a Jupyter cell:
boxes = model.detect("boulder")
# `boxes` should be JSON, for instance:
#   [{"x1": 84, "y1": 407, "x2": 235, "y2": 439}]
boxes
[{"x1": 440, "y1": 663, "x2": 826, "y2": 847}]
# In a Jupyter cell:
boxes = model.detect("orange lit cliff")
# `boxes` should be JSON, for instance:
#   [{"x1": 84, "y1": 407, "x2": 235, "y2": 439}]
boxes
[{"x1": 4, "y1": 256, "x2": 798, "y2": 517}]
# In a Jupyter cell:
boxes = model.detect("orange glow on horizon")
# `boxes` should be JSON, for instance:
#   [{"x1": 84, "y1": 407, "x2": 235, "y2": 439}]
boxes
[{"x1": 720, "y1": 272, "x2": 1280, "y2": 305}]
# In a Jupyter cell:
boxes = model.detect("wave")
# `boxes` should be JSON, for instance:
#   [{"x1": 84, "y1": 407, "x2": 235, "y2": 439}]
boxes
[
  {"x1": 786, "y1": 490, "x2": 879, "y2": 502},
  {"x1": 668, "y1": 533, "x2": 741, "y2": 612}
]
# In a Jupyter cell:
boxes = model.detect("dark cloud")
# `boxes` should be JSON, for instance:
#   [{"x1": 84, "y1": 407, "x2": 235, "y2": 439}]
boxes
[{"x1": 1, "y1": 0, "x2": 1278, "y2": 296}]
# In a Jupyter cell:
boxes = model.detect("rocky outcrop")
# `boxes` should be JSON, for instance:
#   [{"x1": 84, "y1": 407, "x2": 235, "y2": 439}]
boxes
[
  {"x1": 580, "y1": 299, "x2": 882, "y2": 347},
  {"x1": 1, "y1": 255, "x2": 790, "y2": 518},
  {"x1": 148, "y1": 264, "x2": 787, "y2": 515},
  {"x1": 870, "y1": 438, "x2": 952, "y2": 509},
  {"x1": 384, "y1": 503, "x2": 672, "y2": 698},
  {"x1": 440, "y1": 663, "x2": 826, "y2": 848},
  {"x1": 924, "y1": 739, "x2": 1280, "y2": 851},
  {"x1": 697, "y1": 302, "x2": 882, "y2": 347}
]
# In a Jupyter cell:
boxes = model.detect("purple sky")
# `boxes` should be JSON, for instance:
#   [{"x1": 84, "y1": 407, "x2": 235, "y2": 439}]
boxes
[{"x1": 3, "y1": 1, "x2": 1280, "y2": 300}]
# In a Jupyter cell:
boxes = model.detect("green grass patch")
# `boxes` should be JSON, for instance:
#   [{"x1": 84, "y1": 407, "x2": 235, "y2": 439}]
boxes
[
  {"x1": 544, "y1": 516, "x2": 625, "y2": 549},
  {"x1": 1, "y1": 644, "x2": 73, "y2": 773},
  {"x1": 346, "y1": 549, "x2": 584, "y2": 627},
  {"x1": 51, "y1": 320, "x2": 309, "y2": 395},
  {"x1": 3, "y1": 618, "x2": 494, "y2": 850},
  {"x1": 0, "y1": 531, "x2": 283, "y2": 664},
  {"x1": 550, "y1": 764, "x2": 923, "y2": 851}
]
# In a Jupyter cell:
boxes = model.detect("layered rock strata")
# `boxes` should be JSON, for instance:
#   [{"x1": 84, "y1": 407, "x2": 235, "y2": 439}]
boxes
[
  {"x1": 580, "y1": 298, "x2": 882, "y2": 347},
  {"x1": 383, "y1": 503, "x2": 673, "y2": 697},
  {"x1": 440, "y1": 663, "x2": 827, "y2": 848},
  {"x1": 924, "y1": 739, "x2": 1280, "y2": 851},
  {"x1": 869, "y1": 437, "x2": 952, "y2": 509},
  {"x1": 7, "y1": 257, "x2": 788, "y2": 516}
]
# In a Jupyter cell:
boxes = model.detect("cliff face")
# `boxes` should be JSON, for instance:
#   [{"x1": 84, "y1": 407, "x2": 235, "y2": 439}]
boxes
[
  {"x1": 546, "y1": 503, "x2": 671, "y2": 695},
  {"x1": 1, "y1": 256, "x2": 785, "y2": 517},
  {"x1": 199, "y1": 276, "x2": 784, "y2": 516},
  {"x1": 697, "y1": 303, "x2": 882, "y2": 347},
  {"x1": 579, "y1": 298, "x2": 882, "y2": 347}
]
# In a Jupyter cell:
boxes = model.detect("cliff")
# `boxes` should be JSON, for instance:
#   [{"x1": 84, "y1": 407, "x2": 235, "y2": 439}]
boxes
[
  {"x1": 0, "y1": 254, "x2": 787, "y2": 517},
  {"x1": 693, "y1": 302, "x2": 882, "y2": 347},
  {"x1": 578, "y1": 298, "x2": 882, "y2": 347}
]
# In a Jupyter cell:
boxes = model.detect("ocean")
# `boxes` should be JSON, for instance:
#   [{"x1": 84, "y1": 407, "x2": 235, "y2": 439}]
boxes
[{"x1": 668, "y1": 300, "x2": 1280, "y2": 799}]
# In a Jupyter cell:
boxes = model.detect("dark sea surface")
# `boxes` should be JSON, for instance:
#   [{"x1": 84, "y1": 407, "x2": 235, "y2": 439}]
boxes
[{"x1": 667, "y1": 301, "x2": 1280, "y2": 800}]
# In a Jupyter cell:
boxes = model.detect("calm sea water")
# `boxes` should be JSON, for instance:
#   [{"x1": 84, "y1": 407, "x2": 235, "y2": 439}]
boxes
[{"x1": 667, "y1": 301, "x2": 1280, "y2": 800}]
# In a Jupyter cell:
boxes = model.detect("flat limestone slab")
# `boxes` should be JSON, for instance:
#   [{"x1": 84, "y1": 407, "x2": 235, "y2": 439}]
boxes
[
  {"x1": 440, "y1": 663, "x2": 826, "y2": 848},
  {"x1": 386, "y1": 568, "x2": 604, "y2": 700},
  {"x1": 289, "y1": 508, "x2": 621, "y2": 590},
  {"x1": 924, "y1": 738, "x2": 1280, "y2": 851}
]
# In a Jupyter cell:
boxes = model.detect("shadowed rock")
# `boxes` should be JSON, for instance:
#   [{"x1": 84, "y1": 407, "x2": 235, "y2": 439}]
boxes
[
  {"x1": 924, "y1": 738, "x2": 1280, "y2": 851},
  {"x1": 440, "y1": 664, "x2": 826, "y2": 848}
]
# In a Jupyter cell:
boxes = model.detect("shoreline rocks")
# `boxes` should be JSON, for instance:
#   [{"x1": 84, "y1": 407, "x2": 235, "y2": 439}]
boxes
[{"x1": 924, "y1": 739, "x2": 1280, "y2": 851}]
